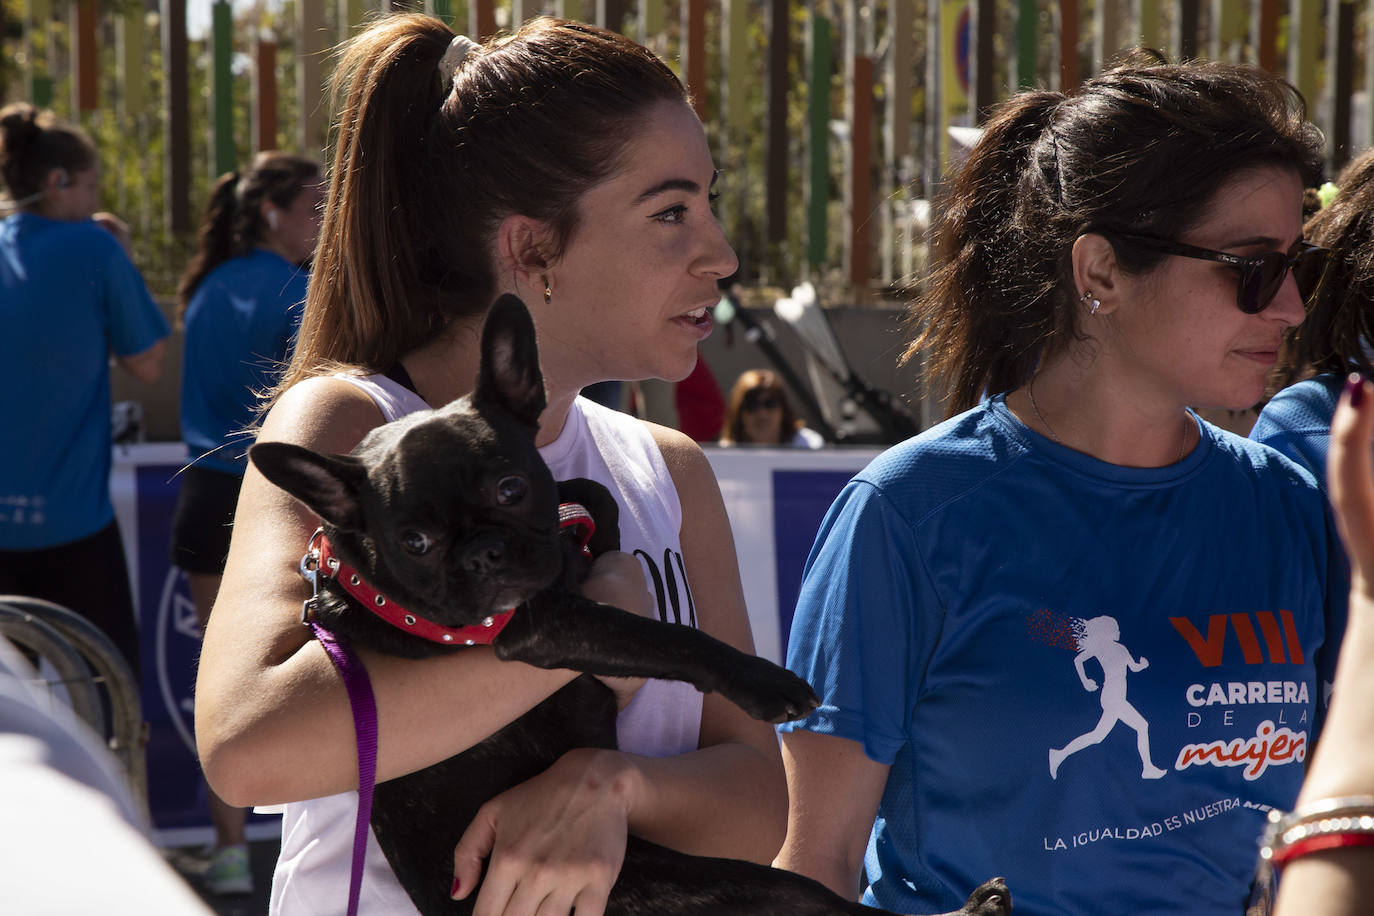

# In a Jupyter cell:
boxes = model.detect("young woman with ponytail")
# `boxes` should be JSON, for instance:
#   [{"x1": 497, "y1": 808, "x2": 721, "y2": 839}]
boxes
[
  {"x1": 0, "y1": 102, "x2": 168, "y2": 674},
  {"x1": 193, "y1": 16, "x2": 781, "y2": 916},
  {"x1": 170, "y1": 150, "x2": 321, "y2": 896},
  {"x1": 775, "y1": 56, "x2": 1342, "y2": 915}
]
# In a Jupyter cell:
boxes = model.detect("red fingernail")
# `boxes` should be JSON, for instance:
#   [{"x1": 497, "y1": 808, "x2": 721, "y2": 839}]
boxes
[
  {"x1": 1349, "y1": 373, "x2": 1367, "y2": 407},
  {"x1": 451, "y1": 877, "x2": 461, "y2": 898}
]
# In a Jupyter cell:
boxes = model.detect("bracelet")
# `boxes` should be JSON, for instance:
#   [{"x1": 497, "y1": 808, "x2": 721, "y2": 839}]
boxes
[
  {"x1": 1258, "y1": 796, "x2": 1374, "y2": 872},
  {"x1": 1248, "y1": 797, "x2": 1374, "y2": 916},
  {"x1": 1261, "y1": 796, "x2": 1374, "y2": 855},
  {"x1": 1271, "y1": 831, "x2": 1374, "y2": 866}
]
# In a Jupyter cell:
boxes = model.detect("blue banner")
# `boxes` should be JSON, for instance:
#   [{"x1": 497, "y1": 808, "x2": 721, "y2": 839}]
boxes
[
  {"x1": 772, "y1": 470, "x2": 855, "y2": 650},
  {"x1": 131, "y1": 460, "x2": 273, "y2": 837}
]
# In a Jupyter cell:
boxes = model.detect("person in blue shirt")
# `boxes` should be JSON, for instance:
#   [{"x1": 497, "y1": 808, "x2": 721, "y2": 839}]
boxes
[
  {"x1": 169, "y1": 150, "x2": 321, "y2": 895},
  {"x1": 1250, "y1": 148, "x2": 1374, "y2": 493},
  {"x1": 0, "y1": 103, "x2": 169, "y2": 675},
  {"x1": 774, "y1": 56, "x2": 1342, "y2": 915}
]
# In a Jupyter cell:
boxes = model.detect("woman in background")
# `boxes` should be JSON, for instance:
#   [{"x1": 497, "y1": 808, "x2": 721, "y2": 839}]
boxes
[
  {"x1": 170, "y1": 150, "x2": 322, "y2": 896},
  {"x1": 719, "y1": 369, "x2": 823, "y2": 448},
  {"x1": 0, "y1": 102, "x2": 168, "y2": 674},
  {"x1": 1249, "y1": 148, "x2": 1374, "y2": 492}
]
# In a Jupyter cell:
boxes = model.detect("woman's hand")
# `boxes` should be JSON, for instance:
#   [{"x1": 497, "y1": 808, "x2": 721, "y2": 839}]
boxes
[
  {"x1": 1330, "y1": 374, "x2": 1374, "y2": 598},
  {"x1": 580, "y1": 551, "x2": 651, "y2": 710},
  {"x1": 450, "y1": 747, "x2": 641, "y2": 916}
]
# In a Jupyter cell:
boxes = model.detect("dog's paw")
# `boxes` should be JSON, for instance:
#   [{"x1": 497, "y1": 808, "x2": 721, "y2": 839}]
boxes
[
  {"x1": 955, "y1": 877, "x2": 1011, "y2": 916},
  {"x1": 719, "y1": 657, "x2": 820, "y2": 724}
]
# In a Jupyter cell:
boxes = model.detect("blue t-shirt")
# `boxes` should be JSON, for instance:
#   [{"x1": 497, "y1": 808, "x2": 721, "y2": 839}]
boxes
[
  {"x1": 180, "y1": 248, "x2": 306, "y2": 475},
  {"x1": 781, "y1": 395, "x2": 1339, "y2": 916},
  {"x1": 0, "y1": 213, "x2": 168, "y2": 550},
  {"x1": 1250, "y1": 373, "x2": 1344, "y2": 493}
]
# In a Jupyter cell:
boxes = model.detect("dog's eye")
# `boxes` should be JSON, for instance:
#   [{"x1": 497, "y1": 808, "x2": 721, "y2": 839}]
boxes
[
  {"x1": 494, "y1": 474, "x2": 528, "y2": 506},
  {"x1": 400, "y1": 530, "x2": 433, "y2": 555}
]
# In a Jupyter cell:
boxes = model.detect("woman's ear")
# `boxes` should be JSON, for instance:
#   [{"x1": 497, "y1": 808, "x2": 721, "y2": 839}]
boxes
[
  {"x1": 496, "y1": 214, "x2": 554, "y2": 285},
  {"x1": 1071, "y1": 233, "x2": 1123, "y2": 316}
]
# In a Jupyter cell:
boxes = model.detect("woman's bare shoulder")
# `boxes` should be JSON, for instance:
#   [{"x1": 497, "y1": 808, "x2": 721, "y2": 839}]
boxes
[{"x1": 260, "y1": 375, "x2": 389, "y2": 455}]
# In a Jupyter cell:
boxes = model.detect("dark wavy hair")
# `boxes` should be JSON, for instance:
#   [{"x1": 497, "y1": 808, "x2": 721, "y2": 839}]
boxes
[
  {"x1": 905, "y1": 52, "x2": 1325, "y2": 415},
  {"x1": 1271, "y1": 149, "x2": 1374, "y2": 387}
]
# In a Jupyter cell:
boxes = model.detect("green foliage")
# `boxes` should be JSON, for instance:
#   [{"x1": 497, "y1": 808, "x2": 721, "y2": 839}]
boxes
[{"x1": 0, "y1": 0, "x2": 318, "y2": 297}]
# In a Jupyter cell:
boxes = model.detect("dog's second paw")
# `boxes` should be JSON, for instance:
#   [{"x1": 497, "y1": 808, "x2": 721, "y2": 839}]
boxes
[{"x1": 718, "y1": 657, "x2": 820, "y2": 724}]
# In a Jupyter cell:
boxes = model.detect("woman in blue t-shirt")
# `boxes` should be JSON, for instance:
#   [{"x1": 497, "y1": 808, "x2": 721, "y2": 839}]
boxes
[
  {"x1": 169, "y1": 150, "x2": 321, "y2": 895},
  {"x1": 775, "y1": 56, "x2": 1342, "y2": 915},
  {"x1": 1250, "y1": 148, "x2": 1374, "y2": 492},
  {"x1": 0, "y1": 103, "x2": 169, "y2": 674}
]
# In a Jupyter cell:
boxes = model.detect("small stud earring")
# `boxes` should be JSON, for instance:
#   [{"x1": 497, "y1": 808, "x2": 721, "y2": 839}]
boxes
[
  {"x1": 543, "y1": 277, "x2": 552, "y2": 306},
  {"x1": 1081, "y1": 289, "x2": 1101, "y2": 315}
]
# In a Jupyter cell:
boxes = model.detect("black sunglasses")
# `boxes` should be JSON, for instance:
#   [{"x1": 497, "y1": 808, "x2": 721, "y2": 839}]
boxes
[
  {"x1": 1103, "y1": 231, "x2": 1330, "y2": 314},
  {"x1": 742, "y1": 393, "x2": 781, "y2": 412}
]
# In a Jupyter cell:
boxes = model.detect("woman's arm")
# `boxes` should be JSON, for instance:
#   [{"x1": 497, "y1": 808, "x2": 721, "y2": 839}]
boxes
[
  {"x1": 774, "y1": 729, "x2": 889, "y2": 899},
  {"x1": 617, "y1": 425, "x2": 789, "y2": 859},
  {"x1": 115, "y1": 338, "x2": 166, "y2": 384},
  {"x1": 195, "y1": 376, "x2": 604, "y2": 806},
  {"x1": 1274, "y1": 376, "x2": 1374, "y2": 913},
  {"x1": 450, "y1": 426, "x2": 791, "y2": 913}
]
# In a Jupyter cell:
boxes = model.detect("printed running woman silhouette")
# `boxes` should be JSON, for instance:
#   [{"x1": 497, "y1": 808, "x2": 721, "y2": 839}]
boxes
[{"x1": 1049, "y1": 615, "x2": 1167, "y2": 780}]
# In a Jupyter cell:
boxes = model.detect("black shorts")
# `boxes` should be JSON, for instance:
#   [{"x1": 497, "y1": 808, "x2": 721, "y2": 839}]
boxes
[
  {"x1": 0, "y1": 520, "x2": 141, "y2": 674},
  {"x1": 169, "y1": 465, "x2": 243, "y2": 575}
]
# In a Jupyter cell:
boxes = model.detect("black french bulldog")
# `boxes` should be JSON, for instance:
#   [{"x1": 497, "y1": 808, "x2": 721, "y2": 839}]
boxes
[{"x1": 248, "y1": 294, "x2": 1010, "y2": 916}]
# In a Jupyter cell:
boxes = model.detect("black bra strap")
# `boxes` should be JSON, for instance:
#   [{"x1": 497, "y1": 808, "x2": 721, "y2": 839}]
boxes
[{"x1": 382, "y1": 361, "x2": 419, "y2": 397}]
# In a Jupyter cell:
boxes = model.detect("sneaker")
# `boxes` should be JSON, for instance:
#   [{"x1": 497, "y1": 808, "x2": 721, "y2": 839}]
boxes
[{"x1": 205, "y1": 844, "x2": 254, "y2": 896}]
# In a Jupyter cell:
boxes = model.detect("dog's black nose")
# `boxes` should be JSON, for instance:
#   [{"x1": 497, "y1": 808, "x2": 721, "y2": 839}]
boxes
[{"x1": 462, "y1": 535, "x2": 505, "y2": 574}]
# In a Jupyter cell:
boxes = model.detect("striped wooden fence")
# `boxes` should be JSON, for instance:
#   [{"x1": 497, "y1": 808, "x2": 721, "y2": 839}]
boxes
[{"x1": 8, "y1": 0, "x2": 1374, "y2": 300}]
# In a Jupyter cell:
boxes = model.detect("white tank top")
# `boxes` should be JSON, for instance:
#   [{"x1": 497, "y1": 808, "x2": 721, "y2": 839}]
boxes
[{"x1": 270, "y1": 374, "x2": 704, "y2": 915}]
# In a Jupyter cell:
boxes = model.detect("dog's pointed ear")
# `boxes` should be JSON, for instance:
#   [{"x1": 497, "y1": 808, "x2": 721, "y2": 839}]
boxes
[
  {"x1": 473, "y1": 294, "x2": 546, "y2": 426},
  {"x1": 248, "y1": 441, "x2": 369, "y2": 531}
]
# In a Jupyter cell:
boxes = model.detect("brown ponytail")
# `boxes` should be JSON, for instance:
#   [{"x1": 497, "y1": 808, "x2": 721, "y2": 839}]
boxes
[
  {"x1": 275, "y1": 14, "x2": 689, "y2": 401},
  {"x1": 176, "y1": 151, "x2": 320, "y2": 323}
]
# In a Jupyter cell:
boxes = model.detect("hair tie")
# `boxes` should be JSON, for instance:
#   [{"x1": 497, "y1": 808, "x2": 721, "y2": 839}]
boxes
[
  {"x1": 1317, "y1": 181, "x2": 1340, "y2": 209},
  {"x1": 439, "y1": 34, "x2": 479, "y2": 84}
]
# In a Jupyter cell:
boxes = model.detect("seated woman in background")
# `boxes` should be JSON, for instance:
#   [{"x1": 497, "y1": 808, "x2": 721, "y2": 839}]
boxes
[
  {"x1": 1249, "y1": 148, "x2": 1374, "y2": 492},
  {"x1": 719, "y1": 369, "x2": 824, "y2": 448}
]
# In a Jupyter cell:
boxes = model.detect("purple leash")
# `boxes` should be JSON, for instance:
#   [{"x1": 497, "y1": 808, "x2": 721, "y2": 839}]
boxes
[{"x1": 309, "y1": 620, "x2": 377, "y2": 916}]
